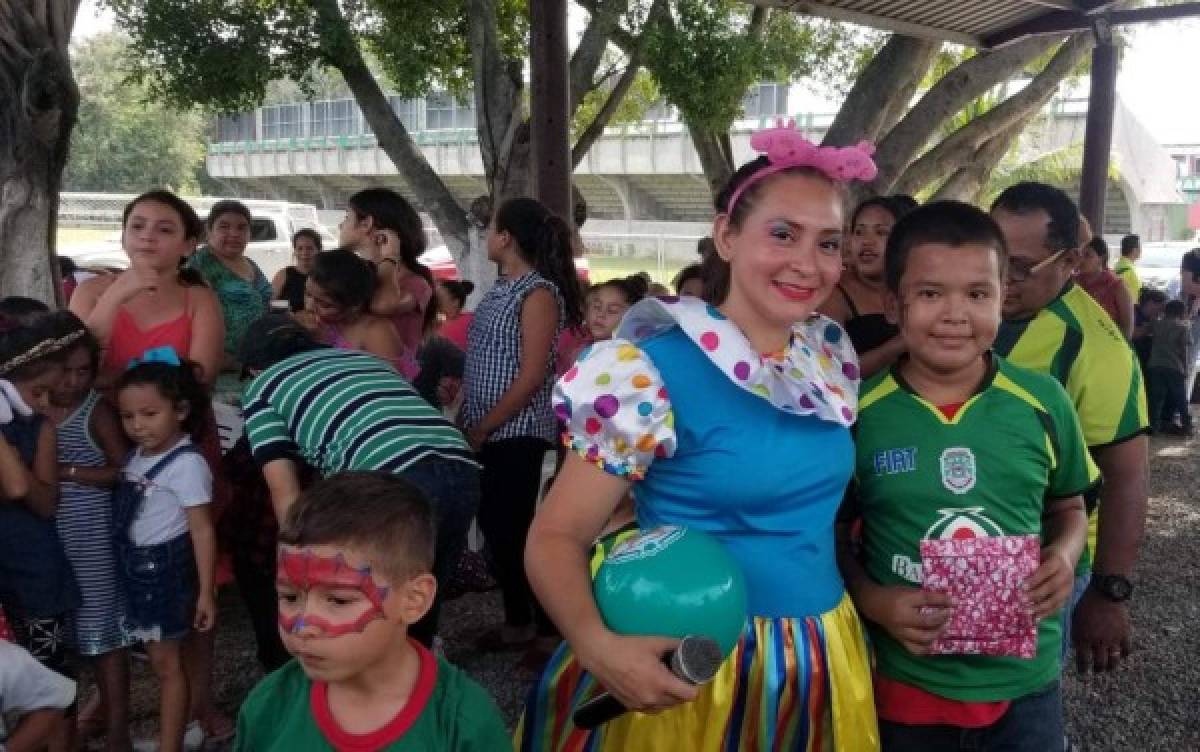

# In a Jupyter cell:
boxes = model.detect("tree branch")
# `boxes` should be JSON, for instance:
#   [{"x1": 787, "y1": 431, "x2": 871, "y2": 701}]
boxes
[
  {"x1": 893, "y1": 33, "x2": 1090, "y2": 197},
  {"x1": 872, "y1": 34, "x2": 1059, "y2": 193},
  {"x1": 572, "y1": 57, "x2": 640, "y2": 167},
  {"x1": 822, "y1": 34, "x2": 940, "y2": 147},
  {"x1": 309, "y1": 0, "x2": 469, "y2": 251},
  {"x1": 569, "y1": 0, "x2": 629, "y2": 111},
  {"x1": 930, "y1": 114, "x2": 1034, "y2": 203},
  {"x1": 465, "y1": 0, "x2": 523, "y2": 194}
]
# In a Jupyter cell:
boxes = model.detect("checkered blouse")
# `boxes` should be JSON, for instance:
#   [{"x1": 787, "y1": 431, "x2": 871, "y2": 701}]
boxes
[{"x1": 462, "y1": 271, "x2": 564, "y2": 443}]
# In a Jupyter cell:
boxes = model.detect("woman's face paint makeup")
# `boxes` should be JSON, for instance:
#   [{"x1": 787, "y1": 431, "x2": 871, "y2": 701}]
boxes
[{"x1": 276, "y1": 548, "x2": 392, "y2": 638}]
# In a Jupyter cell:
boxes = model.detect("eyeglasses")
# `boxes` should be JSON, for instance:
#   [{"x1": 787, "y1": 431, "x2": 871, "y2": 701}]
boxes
[{"x1": 1007, "y1": 248, "x2": 1067, "y2": 283}]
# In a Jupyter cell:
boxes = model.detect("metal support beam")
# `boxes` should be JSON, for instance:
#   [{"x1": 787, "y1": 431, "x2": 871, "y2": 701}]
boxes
[
  {"x1": 984, "y1": 2, "x2": 1200, "y2": 47},
  {"x1": 1079, "y1": 22, "x2": 1117, "y2": 234},
  {"x1": 529, "y1": 0, "x2": 573, "y2": 224}
]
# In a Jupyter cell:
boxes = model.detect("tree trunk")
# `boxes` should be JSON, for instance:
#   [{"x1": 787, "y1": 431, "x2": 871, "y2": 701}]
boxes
[
  {"x1": 822, "y1": 35, "x2": 940, "y2": 148},
  {"x1": 0, "y1": 1, "x2": 79, "y2": 305},
  {"x1": 310, "y1": 0, "x2": 471, "y2": 261},
  {"x1": 930, "y1": 116, "x2": 1032, "y2": 204},
  {"x1": 892, "y1": 34, "x2": 1091, "y2": 197},
  {"x1": 871, "y1": 35, "x2": 1058, "y2": 194},
  {"x1": 691, "y1": 128, "x2": 735, "y2": 202}
]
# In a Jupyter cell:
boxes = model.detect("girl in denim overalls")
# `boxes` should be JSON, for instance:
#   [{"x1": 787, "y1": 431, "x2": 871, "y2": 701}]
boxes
[{"x1": 113, "y1": 355, "x2": 215, "y2": 752}]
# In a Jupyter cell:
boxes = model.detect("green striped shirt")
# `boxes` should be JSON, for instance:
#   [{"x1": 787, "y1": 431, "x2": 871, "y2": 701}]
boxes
[{"x1": 242, "y1": 349, "x2": 474, "y2": 475}]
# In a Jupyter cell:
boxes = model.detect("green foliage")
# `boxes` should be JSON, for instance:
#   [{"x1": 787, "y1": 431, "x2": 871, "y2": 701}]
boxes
[
  {"x1": 982, "y1": 140, "x2": 1121, "y2": 207},
  {"x1": 104, "y1": 0, "x2": 527, "y2": 113},
  {"x1": 63, "y1": 32, "x2": 208, "y2": 193},
  {"x1": 571, "y1": 68, "x2": 660, "y2": 135},
  {"x1": 641, "y1": 0, "x2": 866, "y2": 133}
]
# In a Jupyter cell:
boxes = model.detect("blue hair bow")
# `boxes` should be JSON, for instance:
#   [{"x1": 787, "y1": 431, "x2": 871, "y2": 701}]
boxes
[{"x1": 126, "y1": 346, "x2": 182, "y2": 369}]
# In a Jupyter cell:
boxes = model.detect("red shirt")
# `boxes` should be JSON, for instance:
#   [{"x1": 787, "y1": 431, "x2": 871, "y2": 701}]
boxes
[{"x1": 439, "y1": 312, "x2": 473, "y2": 352}]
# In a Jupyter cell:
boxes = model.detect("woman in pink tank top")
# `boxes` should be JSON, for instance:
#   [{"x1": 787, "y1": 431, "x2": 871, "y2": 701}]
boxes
[
  {"x1": 69, "y1": 190, "x2": 235, "y2": 743},
  {"x1": 336, "y1": 188, "x2": 438, "y2": 381},
  {"x1": 71, "y1": 192, "x2": 224, "y2": 387}
]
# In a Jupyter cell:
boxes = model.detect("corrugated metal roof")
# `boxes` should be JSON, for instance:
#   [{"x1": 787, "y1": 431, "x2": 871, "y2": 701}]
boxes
[{"x1": 748, "y1": 1, "x2": 1110, "y2": 47}]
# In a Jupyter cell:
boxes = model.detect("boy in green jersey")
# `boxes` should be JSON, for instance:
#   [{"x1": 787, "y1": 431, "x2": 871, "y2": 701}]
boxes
[
  {"x1": 235, "y1": 472, "x2": 510, "y2": 751},
  {"x1": 838, "y1": 201, "x2": 1095, "y2": 751}
]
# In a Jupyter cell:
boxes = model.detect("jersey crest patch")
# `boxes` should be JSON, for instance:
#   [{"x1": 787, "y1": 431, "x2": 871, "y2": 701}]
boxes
[{"x1": 939, "y1": 447, "x2": 977, "y2": 495}]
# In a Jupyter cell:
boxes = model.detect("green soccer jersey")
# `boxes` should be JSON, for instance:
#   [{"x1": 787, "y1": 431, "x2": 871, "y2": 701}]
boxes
[
  {"x1": 234, "y1": 648, "x2": 511, "y2": 752},
  {"x1": 854, "y1": 355, "x2": 1098, "y2": 702},
  {"x1": 994, "y1": 282, "x2": 1149, "y2": 568}
]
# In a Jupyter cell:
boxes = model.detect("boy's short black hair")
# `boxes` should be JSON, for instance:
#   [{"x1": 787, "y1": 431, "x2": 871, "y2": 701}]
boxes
[
  {"x1": 279, "y1": 472, "x2": 435, "y2": 581},
  {"x1": 1120, "y1": 234, "x2": 1140, "y2": 257},
  {"x1": 1138, "y1": 287, "x2": 1168, "y2": 306},
  {"x1": 1164, "y1": 300, "x2": 1187, "y2": 318},
  {"x1": 885, "y1": 200, "x2": 1009, "y2": 292},
  {"x1": 990, "y1": 181, "x2": 1080, "y2": 253}
]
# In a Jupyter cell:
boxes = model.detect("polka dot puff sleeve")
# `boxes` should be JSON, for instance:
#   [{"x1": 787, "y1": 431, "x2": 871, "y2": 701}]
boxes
[{"x1": 553, "y1": 339, "x2": 676, "y2": 481}]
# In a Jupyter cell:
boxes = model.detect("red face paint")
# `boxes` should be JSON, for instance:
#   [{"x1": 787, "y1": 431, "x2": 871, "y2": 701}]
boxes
[{"x1": 276, "y1": 548, "x2": 392, "y2": 638}]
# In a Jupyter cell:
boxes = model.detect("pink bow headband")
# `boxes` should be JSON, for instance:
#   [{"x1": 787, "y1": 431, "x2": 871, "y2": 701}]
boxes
[{"x1": 726, "y1": 120, "x2": 878, "y2": 215}]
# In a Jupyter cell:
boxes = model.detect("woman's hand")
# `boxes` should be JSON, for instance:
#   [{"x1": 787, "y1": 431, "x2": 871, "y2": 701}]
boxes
[
  {"x1": 106, "y1": 268, "x2": 162, "y2": 303},
  {"x1": 194, "y1": 591, "x2": 217, "y2": 632},
  {"x1": 575, "y1": 631, "x2": 700, "y2": 714},
  {"x1": 376, "y1": 229, "x2": 403, "y2": 262},
  {"x1": 466, "y1": 424, "x2": 489, "y2": 453},
  {"x1": 860, "y1": 582, "x2": 955, "y2": 656}
]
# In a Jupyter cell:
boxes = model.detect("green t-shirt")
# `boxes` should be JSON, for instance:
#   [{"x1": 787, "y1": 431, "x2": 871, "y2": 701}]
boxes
[
  {"x1": 994, "y1": 282, "x2": 1149, "y2": 568},
  {"x1": 853, "y1": 355, "x2": 1098, "y2": 702},
  {"x1": 234, "y1": 649, "x2": 511, "y2": 752}
]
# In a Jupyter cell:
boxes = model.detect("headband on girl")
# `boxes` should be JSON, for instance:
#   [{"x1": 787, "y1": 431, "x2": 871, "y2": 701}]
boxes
[
  {"x1": 126, "y1": 346, "x2": 182, "y2": 370},
  {"x1": 725, "y1": 120, "x2": 878, "y2": 216},
  {"x1": 0, "y1": 329, "x2": 86, "y2": 376}
]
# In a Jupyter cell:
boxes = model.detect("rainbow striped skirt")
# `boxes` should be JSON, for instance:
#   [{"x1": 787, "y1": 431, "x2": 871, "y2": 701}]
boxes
[{"x1": 515, "y1": 592, "x2": 879, "y2": 751}]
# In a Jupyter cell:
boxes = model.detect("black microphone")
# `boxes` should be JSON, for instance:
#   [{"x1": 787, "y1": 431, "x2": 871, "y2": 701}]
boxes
[{"x1": 571, "y1": 635, "x2": 724, "y2": 730}]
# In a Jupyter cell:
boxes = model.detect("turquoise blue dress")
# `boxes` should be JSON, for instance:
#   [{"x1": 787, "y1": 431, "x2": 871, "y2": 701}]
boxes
[{"x1": 518, "y1": 297, "x2": 879, "y2": 752}]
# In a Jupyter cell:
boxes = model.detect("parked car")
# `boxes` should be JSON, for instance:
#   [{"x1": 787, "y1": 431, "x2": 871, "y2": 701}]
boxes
[
  {"x1": 59, "y1": 197, "x2": 336, "y2": 280},
  {"x1": 1135, "y1": 242, "x2": 1194, "y2": 300}
]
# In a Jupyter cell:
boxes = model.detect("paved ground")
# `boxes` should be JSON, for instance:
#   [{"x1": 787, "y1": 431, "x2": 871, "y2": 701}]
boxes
[{"x1": 106, "y1": 433, "x2": 1197, "y2": 750}]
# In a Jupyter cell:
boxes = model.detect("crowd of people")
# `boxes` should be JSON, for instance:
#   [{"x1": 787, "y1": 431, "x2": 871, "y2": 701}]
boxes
[{"x1": 0, "y1": 121, "x2": 1191, "y2": 752}]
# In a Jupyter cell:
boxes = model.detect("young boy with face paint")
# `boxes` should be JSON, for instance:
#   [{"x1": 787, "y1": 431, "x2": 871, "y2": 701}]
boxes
[
  {"x1": 234, "y1": 472, "x2": 510, "y2": 751},
  {"x1": 838, "y1": 202, "x2": 1096, "y2": 751}
]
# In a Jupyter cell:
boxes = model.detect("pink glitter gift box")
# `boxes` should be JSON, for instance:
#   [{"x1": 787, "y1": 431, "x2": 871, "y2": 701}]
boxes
[{"x1": 920, "y1": 535, "x2": 1041, "y2": 659}]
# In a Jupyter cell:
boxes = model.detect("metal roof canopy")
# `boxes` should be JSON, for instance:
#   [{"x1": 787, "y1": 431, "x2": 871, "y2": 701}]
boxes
[
  {"x1": 745, "y1": 1, "x2": 1200, "y2": 49},
  {"x1": 729, "y1": 1, "x2": 1200, "y2": 234}
]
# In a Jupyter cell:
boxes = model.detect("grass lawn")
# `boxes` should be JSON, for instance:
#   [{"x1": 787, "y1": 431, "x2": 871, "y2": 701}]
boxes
[
  {"x1": 586, "y1": 255, "x2": 688, "y2": 286},
  {"x1": 57, "y1": 227, "x2": 115, "y2": 248}
]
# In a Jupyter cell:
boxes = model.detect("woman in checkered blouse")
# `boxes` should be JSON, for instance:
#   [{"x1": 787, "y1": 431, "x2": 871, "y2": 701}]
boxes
[{"x1": 461, "y1": 197, "x2": 585, "y2": 660}]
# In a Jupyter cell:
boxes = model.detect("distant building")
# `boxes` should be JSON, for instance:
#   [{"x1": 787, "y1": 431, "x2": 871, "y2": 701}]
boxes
[{"x1": 206, "y1": 85, "x2": 1187, "y2": 237}]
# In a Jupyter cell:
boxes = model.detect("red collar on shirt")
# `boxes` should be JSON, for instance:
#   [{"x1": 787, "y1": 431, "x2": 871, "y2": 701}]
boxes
[{"x1": 310, "y1": 639, "x2": 438, "y2": 752}]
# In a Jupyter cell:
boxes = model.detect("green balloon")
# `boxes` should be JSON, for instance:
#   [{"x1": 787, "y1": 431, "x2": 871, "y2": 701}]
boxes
[{"x1": 593, "y1": 525, "x2": 748, "y2": 657}]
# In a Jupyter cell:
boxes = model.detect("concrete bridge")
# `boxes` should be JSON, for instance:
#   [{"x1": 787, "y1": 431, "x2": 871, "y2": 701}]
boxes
[{"x1": 205, "y1": 91, "x2": 1185, "y2": 238}]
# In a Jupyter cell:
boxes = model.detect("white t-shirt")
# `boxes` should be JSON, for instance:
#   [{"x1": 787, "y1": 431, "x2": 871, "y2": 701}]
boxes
[
  {"x1": 123, "y1": 437, "x2": 212, "y2": 546},
  {"x1": 0, "y1": 640, "x2": 76, "y2": 742}
]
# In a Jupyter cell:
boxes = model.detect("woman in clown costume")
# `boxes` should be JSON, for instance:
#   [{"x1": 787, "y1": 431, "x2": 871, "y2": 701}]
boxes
[{"x1": 518, "y1": 126, "x2": 881, "y2": 751}]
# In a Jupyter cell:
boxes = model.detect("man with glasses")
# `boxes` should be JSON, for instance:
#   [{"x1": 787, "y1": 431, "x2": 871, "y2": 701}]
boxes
[{"x1": 990, "y1": 182, "x2": 1148, "y2": 677}]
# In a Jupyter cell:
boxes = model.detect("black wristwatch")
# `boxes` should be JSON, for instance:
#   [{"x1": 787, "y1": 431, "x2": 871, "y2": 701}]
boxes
[{"x1": 1091, "y1": 574, "x2": 1134, "y2": 603}]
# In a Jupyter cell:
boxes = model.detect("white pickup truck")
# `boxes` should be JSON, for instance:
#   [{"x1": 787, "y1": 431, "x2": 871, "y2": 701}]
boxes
[{"x1": 58, "y1": 195, "x2": 336, "y2": 280}]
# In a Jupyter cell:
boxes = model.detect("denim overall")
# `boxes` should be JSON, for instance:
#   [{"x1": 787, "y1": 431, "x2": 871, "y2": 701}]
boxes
[{"x1": 113, "y1": 443, "x2": 201, "y2": 641}]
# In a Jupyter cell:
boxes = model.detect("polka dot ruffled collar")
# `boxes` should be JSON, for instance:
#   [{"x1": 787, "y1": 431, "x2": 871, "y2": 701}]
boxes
[{"x1": 616, "y1": 296, "x2": 860, "y2": 426}]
